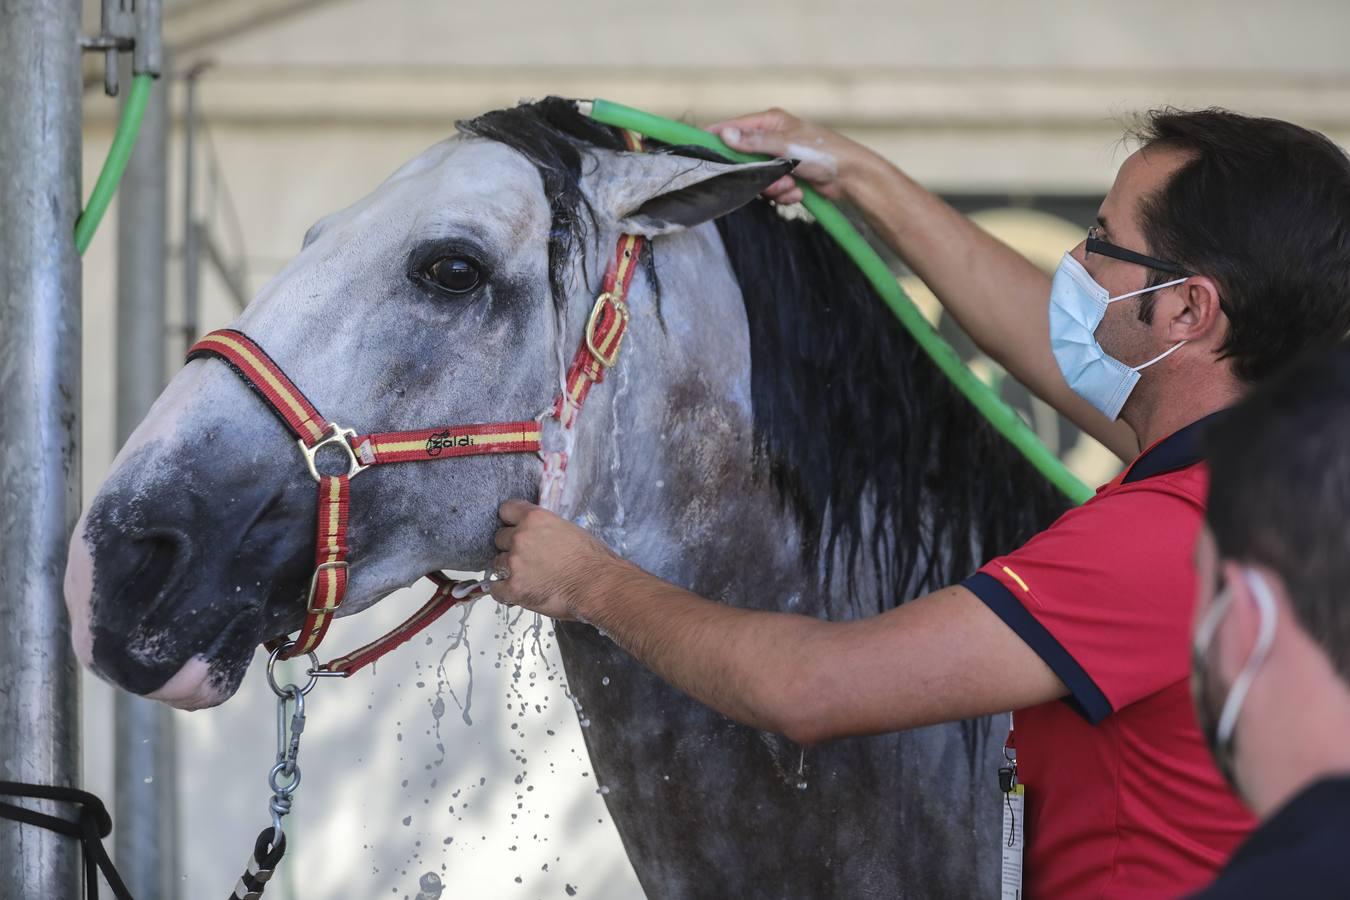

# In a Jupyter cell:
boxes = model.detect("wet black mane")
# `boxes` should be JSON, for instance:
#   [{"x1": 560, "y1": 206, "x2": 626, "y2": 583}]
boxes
[{"x1": 460, "y1": 98, "x2": 1068, "y2": 601}]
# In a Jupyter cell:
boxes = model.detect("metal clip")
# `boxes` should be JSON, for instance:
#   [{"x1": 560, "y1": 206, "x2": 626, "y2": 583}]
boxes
[
  {"x1": 262, "y1": 642, "x2": 321, "y2": 845},
  {"x1": 298, "y1": 423, "x2": 367, "y2": 482},
  {"x1": 584, "y1": 292, "x2": 629, "y2": 369}
]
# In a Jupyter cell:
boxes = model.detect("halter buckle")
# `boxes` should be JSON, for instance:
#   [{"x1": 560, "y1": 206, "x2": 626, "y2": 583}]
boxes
[
  {"x1": 585, "y1": 291, "x2": 629, "y2": 369},
  {"x1": 298, "y1": 423, "x2": 367, "y2": 482},
  {"x1": 306, "y1": 561, "x2": 350, "y2": 615}
]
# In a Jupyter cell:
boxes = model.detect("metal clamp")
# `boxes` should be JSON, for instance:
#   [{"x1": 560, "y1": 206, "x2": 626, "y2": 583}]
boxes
[
  {"x1": 298, "y1": 423, "x2": 367, "y2": 482},
  {"x1": 81, "y1": 0, "x2": 163, "y2": 96},
  {"x1": 585, "y1": 292, "x2": 629, "y2": 369}
]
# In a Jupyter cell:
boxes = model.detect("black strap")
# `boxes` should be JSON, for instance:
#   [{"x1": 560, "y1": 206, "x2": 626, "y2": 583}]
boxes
[
  {"x1": 229, "y1": 828, "x2": 286, "y2": 899},
  {"x1": 0, "y1": 781, "x2": 134, "y2": 900}
]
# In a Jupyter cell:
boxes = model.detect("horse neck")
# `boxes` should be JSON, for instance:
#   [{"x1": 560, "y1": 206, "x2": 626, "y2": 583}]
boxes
[{"x1": 556, "y1": 223, "x2": 822, "y2": 607}]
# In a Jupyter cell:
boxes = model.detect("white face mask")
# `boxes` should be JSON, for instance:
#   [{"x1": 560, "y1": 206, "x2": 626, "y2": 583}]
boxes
[
  {"x1": 1190, "y1": 568, "x2": 1278, "y2": 788},
  {"x1": 1049, "y1": 252, "x2": 1188, "y2": 420}
]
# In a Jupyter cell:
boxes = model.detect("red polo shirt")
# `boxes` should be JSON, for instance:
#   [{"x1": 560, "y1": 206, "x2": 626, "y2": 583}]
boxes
[{"x1": 962, "y1": 413, "x2": 1255, "y2": 898}]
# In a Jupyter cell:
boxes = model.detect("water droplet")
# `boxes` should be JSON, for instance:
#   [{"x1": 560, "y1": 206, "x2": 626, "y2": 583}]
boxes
[
  {"x1": 796, "y1": 781, "x2": 808, "y2": 791},
  {"x1": 565, "y1": 885, "x2": 578, "y2": 896},
  {"x1": 403, "y1": 816, "x2": 413, "y2": 826},
  {"x1": 600, "y1": 676, "x2": 610, "y2": 686},
  {"x1": 414, "y1": 871, "x2": 444, "y2": 900}
]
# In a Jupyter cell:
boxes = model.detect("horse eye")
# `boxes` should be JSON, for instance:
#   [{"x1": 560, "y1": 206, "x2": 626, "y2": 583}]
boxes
[{"x1": 427, "y1": 256, "x2": 483, "y2": 294}]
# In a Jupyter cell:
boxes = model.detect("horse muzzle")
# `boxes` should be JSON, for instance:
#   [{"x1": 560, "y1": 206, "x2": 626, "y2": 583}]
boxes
[{"x1": 65, "y1": 452, "x2": 309, "y2": 705}]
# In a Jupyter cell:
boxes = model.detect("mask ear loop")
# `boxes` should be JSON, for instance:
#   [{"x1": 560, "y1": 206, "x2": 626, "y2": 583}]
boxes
[
  {"x1": 1131, "y1": 339, "x2": 1188, "y2": 373},
  {"x1": 1106, "y1": 275, "x2": 1189, "y2": 304},
  {"x1": 1105, "y1": 274, "x2": 1191, "y2": 373},
  {"x1": 1216, "y1": 569, "x2": 1278, "y2": 741}
]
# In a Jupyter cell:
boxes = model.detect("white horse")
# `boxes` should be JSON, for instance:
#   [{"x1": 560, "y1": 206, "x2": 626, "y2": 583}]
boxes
[{"x1": 66, "y1": 98, "x2": 1066, "y2": 897}]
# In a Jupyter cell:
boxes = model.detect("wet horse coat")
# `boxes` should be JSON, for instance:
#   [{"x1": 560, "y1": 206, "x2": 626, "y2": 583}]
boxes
[{"x1": 67, "y1": 99, "x2": 1066, "y2": 897}]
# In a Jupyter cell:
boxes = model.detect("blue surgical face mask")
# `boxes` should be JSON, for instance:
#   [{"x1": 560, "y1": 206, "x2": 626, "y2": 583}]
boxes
[{"x1": 1049, "y1": 252, "x2": 1188, "y2": 420}]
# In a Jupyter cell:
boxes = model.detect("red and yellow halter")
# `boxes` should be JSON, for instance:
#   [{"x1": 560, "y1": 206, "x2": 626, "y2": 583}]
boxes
[{"x1": 185, "y1": 136, "x2": 646, "y2": 676}]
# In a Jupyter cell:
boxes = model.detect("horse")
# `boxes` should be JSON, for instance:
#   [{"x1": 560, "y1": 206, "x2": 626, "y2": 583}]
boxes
[{"x1": 65, "y1": 98, "x2": 1068, "y2": 898}]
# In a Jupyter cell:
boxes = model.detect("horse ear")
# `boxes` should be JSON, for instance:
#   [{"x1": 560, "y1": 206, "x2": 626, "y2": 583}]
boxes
[{"x1": 603, "y1": 154, "x2": 796, "y2": 237}]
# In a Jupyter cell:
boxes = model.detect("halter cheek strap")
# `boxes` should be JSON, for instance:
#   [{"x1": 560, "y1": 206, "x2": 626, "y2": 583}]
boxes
[
  {"x1": 186, "y1": 329, "x2": 544, "y2": 670},
  {"x1": 184, "y1": 204, "x2": 646, "y2": 676}
]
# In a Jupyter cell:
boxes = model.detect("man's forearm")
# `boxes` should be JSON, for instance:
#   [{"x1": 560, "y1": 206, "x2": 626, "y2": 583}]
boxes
[
  {"x1": 494, "y1": 501, "x2": 1072, "y2": 745},
  {"x1": 579, "y1": 560, "x2": 822, "y2": 740},
  {"x1": 840, "y1": 152, "x2": 1051, "y2": 365}
]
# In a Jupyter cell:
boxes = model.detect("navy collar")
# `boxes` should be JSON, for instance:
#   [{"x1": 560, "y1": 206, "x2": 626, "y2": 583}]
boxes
[
  {"x1": 1122, "y1": 411, "x2": 1227, "y2": 484},
  {"x1": 1229, "y1": 776, "x2": 1350, "y2": 864}
]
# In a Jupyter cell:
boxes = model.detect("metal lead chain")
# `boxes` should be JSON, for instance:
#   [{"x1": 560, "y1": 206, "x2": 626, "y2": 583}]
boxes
[
  {"x1": 229, "y1": 643, "x2": 320, "y2": 898},
  {"x1": 262, "y1": 642, "x2": 319, "y2": 847}
]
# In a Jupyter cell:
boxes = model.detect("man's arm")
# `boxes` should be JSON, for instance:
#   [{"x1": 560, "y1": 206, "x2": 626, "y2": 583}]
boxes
[
  {"x1": 493, "y1": 502, "x2": 1067, "y2": 744},
  {"x1": 710, "y1": 110, "x2": 1139, "y2": 462}
]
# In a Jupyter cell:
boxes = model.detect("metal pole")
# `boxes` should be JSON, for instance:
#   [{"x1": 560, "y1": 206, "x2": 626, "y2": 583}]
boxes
[
  {"x1": 0, "y1": 0, "x2": 85, "y2": 897},
  {"x1": 113, "y1": 52, "x2": 178, "y2": 900},
  {"x1": 182, "y1": 64, "x2": 208, "y2": 350},
  {"x1": 202, "y1": 230, "x2": 252, "y2": 311}
]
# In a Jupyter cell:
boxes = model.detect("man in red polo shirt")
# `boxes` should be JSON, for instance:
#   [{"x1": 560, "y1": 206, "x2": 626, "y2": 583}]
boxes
[{"x1": 488, "y1": 108, "x2": 1350, "y2": 896}]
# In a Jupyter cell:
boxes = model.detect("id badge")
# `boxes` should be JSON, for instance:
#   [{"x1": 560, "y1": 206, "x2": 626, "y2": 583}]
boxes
[
  {"x1": 999, "y1": 713, "x2": 1025, "y2": 899},
  {"x1": 1001, "y1": 781, "x2": 1025, "y2": 899}
]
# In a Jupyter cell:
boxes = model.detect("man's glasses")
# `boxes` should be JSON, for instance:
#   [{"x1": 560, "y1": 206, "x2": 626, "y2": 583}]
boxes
[{"x1": 1086, "y1": 225, "x2": 1193, "y2": 277}]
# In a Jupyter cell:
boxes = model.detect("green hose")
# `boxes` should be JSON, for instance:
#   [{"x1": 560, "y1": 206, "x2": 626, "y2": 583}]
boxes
[
  {"x1": 587, "y1": 98, "x2": 1094, "y2": 505},
  {"x1": 75, "y1": 73, "x2": 155, "y2": 256}
]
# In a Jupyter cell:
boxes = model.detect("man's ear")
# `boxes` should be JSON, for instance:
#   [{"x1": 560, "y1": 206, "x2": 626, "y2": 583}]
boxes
[
  {"x1": 1168, "y1": 275, "x2": 1226, "y2": 344},
  {"x1": 591, "y1": 151, "x2": 795, "y2": 237}
]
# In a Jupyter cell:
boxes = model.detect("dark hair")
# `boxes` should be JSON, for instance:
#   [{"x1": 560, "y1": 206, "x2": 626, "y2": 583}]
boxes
[
  {"x1": 1130, "y1": 108, "x2": 1350, "y2": 383},
  {"x1": 1204, "y1": 344, "x2": 1350, "y2": 683}
]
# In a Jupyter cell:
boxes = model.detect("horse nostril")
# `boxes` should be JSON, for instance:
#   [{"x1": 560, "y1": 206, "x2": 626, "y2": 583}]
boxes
[
  {"x1": 123, "y1": 531, "x2": 187, "y2": 614},
  {"x1": 89, "y1": 527, "x2": 194, "y2": 694}
]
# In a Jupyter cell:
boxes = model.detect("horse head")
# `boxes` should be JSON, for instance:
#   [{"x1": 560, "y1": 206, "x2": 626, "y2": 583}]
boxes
[{"x1": 65, "y1": 103, "x2": 789, "y2": 709}]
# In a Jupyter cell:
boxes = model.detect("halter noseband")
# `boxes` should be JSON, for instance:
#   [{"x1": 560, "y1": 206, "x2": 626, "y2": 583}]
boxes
[{"x1": 185, "y1": 155, "x2": 646, "y2": 676}]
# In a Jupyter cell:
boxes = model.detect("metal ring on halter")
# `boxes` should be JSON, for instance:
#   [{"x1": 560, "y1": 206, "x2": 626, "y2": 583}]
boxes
[
  {"x1": 298, "y1": 422, "x2": 366, "y2": 482},
  {"x1": 266, "y1": 641, "x2": 320, "y2": 697}
]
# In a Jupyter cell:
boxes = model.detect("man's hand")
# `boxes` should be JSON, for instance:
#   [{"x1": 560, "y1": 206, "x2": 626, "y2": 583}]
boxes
[
  {"x1": 707, "y1": 108, "x2": 870, "y2": 204},
  {"x1": 490, "y1": 500, "x2": 630, "y2": 620}
]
